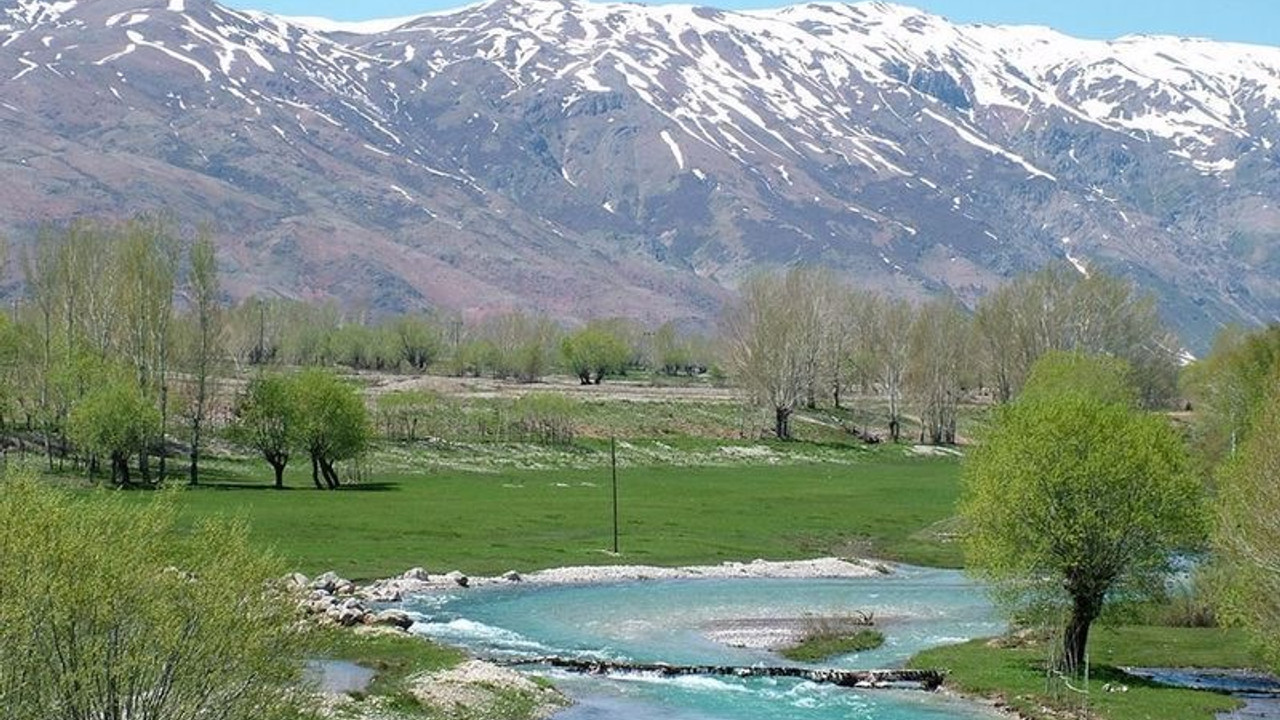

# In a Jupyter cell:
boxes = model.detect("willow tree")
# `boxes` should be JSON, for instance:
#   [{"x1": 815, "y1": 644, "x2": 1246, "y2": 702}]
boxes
[
  {"x1": 973, "y1": 261, "x2": 1180, "y2": 407},
  {"x1": 293, "y1": 369, "x2": 372, "y2": 489},
  {"x1": 1215, "y1": 378, "x2": 1280, "y2": 671},
  {"x1": 724, "y1": 268, "x2": 825, "y2": 440},
  {"x1": 961, "y1": 353, "x2": 1205, "y2": 674},
  {"x1": 0, "y1": 474, "x2": 306, "y2": 720}
]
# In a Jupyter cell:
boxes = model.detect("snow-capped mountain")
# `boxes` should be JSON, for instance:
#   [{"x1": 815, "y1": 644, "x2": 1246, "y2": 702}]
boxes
[{"x1": 2, "y1": 0, "x2": 1278, "y2": 347}]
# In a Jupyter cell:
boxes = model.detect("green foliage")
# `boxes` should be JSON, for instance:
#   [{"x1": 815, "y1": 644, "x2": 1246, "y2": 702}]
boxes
[
  {"x1": 908, "y1": 629, "x2": 1247, "y2": 720},
  {"x1": 1018, "y1": 350, "x2": 1139, "y2": 407},
  {"x1": 1214, "y1": 378, "x2": 1280, "y2": 671},
  {"x1": 961, "y1": 353, "x2": 1206, "y2": 671},
  {"x1": 228, "y1": 373, "x2": 298, "y2": 487},
  {"x1": 1183, "y1": 324, "x2": 1280, "y2": 471},
  {"x1": 0, "y1": 474, "x2": 306, "y2": 720},
  {"x1": 67, "y1": 373, "x2": 160, "y2": 484},
  {"x1": 562, "y1": 322, "x2": 631, "y2": 384},
  {"x1": 292, "y1": 368, "x2": 372, "y2": 488},
  {"x1": 510, "y1": 393, "x2": 579, "y2": 445},
  {"x1": 780, "y1": 626, "x2": 884, "y2": 662},
  {"x1": 391, "y1": 313, "x2": 445, "y2": 372}
]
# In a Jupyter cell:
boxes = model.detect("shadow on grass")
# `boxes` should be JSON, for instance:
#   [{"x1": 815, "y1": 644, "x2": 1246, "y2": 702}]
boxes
[{"x1": 193, "y1": 480, "x2": 402, "y2": 493}]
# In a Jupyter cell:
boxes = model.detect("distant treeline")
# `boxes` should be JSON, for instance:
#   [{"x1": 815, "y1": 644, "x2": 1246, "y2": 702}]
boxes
[{"x1": 0, "y1": 216, "x2": 1189, "y2": 486}]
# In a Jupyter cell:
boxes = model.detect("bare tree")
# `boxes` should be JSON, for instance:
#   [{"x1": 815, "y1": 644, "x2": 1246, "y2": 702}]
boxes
[
  {"x1": 865, "y1": 296, "x2": 914, "y2": 443},
  {"x1": 183, "y1": 231, "x2": 222, "y2": 486},
  {"x1": 907, "y1": 299, "x2": 971, "y2": 445},
  {"x1": 725, "y1": 268, "x2": 825, "y2": 440},
  {"x1": 973, "y1": 262, "x2": 1179, "y2": 407}
]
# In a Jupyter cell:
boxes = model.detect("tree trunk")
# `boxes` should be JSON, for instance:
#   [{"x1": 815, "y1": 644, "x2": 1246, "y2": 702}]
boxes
[
  {"x1": 889, "y1": 417, "x2": 900, "y2": 443},
  {"x1": 320, "y1": 458, "x2": 341, "y2": 489},
  {"x1": 139, "y1": 449, "x2": 151, "y2": 485},
  {"x1": 270, "y1": 459, "x2": 285, "y2": 489},
  {"x1": 1062, "y1": 595, "x2": 1099, "y2": 676},
  {"x1": 158, "y1": 382, "x2": 168, "y2": 484},
  {"x1": 114, "y1": 453, "x2": 131, "y2": 487},
  {"x1": 774, "y1": 407, "x2": 792, "y2": 441},
  {"x1": 189, "y1": 415, "x2": 201, "y2": 486},
  {"x1": 311, "y1": 454, "x2": 324, "y2": 489}
]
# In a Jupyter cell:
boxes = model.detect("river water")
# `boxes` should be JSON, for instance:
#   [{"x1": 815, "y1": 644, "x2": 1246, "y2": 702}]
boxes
[{"x1": 401, "y1": 566, "x2": 1007, "y2": 719}]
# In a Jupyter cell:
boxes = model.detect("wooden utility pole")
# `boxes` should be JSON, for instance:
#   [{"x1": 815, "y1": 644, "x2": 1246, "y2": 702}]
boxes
[{"x1": 611, "y1": 437, "x2": 619, "y2": 554}]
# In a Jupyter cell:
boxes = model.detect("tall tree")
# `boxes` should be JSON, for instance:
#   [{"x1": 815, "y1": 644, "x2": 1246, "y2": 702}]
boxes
[
  {"x1": 866, "y1": 296, "x2": 914, "y2": 442},
  {"x1": 907, "y1": 299, "x2": 970, "y2": 445},
  {"x1": 1215, "y1": 375, "x2": 1280, "y2": 671},
  {"x1": 724, "y1": 268, "x2": 824, "y2": 440},
  {"x1": 228, "y1": 374, "x2": 297, "y2": 489},
  {"x1": 114, "y1": 217, "x2": 179, "y2": 482},
  {"x1": 961, "y1": 353, "x2": 1205, "y2": 674},
  {"x1": 292, "y1": 369, "x2": 372, "y2": 489},
  {"x1": 20, "y1": 228, "x2": 59, "y2": 469},
  {"x1": 183, "y1": 232, "x2": 222, "y2": 485},
  {"x1": 1182, "y1": 325, "x2": 1280, "y2": 470},
  {"x1": 972, "y1": 262, "x2": 1180, "y2": 407}
]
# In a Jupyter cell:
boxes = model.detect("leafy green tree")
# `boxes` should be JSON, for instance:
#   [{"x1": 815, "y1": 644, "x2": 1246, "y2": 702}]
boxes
[
  {"x1": 562, "y1": 322, "x2": 631, "y2": 385},
  {"x1": 0, "y1": 473, "x2": 306, "y2": 720},
  {"x1": 1018, "y1": 350, "x2": 1138, "y2": 406},
  {"x1": 1183, "y1": 324, "x2": 1280, "y2": 470},
  {"x1": 67, "y1": 375, "x2": 160, "y2": 486},
  {"x1": 961, "y1": 354, "x2": 1205, "y2": 674},
  {"x1": 392, "y1": 313, "x2": 445, "y2": 372},
  {"x1": 1214, "y1": 376, "x2": 1280, "y2": 671},
  {"x1": 228, "y1": 374, "x2": 297, "y2": 489},
  {"x1": 292, "y1": 369, "x2": 372, "y2": 489}
]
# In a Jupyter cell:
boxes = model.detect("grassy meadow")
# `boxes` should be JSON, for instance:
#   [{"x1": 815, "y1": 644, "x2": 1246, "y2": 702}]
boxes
[{"x1": 116, "y1": 443, "x2": 964, "y2": 580}]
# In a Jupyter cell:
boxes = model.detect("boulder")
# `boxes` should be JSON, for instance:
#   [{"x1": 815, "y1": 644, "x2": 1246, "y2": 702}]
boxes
[
  {"x1": 445, "y1": 571, "x2": 470, "y2": 588},
  {"x1": 374, "y1": 609, "x2": 415, "y2": 630},
  {"x1": 402, "y1": 567, "x2": 430, "y2": 581},
  {"x1": 311, "y1": 571, "x2": 343, "y2": 593},
  {"x1": 336, "y1": 607, "x2": 365, "y2": 627},
  {"x1": 364, "y1": 586, "x2": 402, "y2": 603},
  {"x1": 282, "y1": 572, "x2": 309, "y2": 591},
  {"x1": 502, "y1": 571, "x2": 522, "y2": 583}
]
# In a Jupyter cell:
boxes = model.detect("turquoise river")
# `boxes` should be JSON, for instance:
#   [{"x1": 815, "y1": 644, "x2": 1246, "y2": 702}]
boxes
[{"x1": 402, "y1": 566, "x2": 1008, "y2": 720}]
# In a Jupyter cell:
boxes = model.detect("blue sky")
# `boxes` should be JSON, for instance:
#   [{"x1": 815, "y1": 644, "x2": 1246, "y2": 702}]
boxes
[{"x1": 223, "y1": 0, "x2": 1276, "y2": 46}]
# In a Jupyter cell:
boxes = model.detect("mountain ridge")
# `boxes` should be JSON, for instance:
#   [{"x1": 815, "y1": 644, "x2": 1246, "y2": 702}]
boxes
[{"x1": 2, "y1": 0, "x2": 1277, "y2": 349}]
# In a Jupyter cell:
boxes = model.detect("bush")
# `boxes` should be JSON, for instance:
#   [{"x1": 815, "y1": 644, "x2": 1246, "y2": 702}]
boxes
[
  {"x1": 0, "y1": 474, "x2": 307, "y2": 719},
  {"x1": 510, "y1": 394, "x2": 579, "y2": 445}
]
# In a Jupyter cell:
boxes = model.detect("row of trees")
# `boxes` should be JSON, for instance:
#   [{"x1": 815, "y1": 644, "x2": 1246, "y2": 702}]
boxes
[
  {"x1": 8, "y1": 218, "x2": 719, "y2": 486},
  {"x1": 5, "y1": 217, "x2": 1185, "y2": 482},
  {"x1": 14, "y1": 217, "x2": 222, "y2": 486},
  {"x1": 223, "y1": 300, "x2": 714, "y2": 383},
  {"x1": 725, "y1": 263, "x2": 1181, "y2": 441},
  {"x1": 229, "y1": 369, "x2": 371, "y2": 489}
]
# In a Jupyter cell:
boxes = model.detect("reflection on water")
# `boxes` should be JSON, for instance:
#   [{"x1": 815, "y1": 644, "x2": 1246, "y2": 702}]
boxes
[{"x1": 305, "y1": 659, "x2": 376, "y2": 695}]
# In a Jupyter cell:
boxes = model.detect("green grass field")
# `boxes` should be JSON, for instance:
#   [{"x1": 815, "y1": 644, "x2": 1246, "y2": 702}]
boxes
[
  {"x1": 111, "y1": 447, "x2": 963, "y2": 580},
  {"x1": 909, "y1": 627, "x2": 1259, "y2": 720}
]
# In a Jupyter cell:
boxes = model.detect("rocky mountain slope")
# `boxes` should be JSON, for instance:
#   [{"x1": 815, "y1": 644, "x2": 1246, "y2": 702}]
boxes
[{"x1": 2, "y1": 0, "x2": 1278, "y2": 348}]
